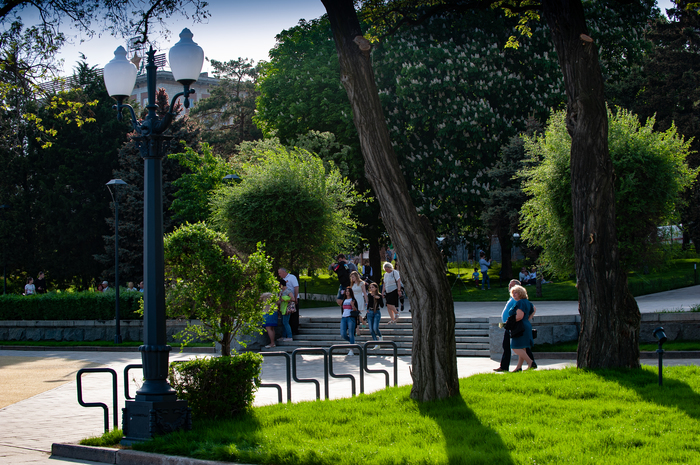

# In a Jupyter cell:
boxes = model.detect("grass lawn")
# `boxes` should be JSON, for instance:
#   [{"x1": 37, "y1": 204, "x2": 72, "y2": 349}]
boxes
[
  {"x1": 534, "y1": 340, "x2": 700, "y2": 352},
  {"x1": 132, "y1": 366, "x2": 700, "y2": 465},
  {"x1": 300, "y1": 257, "x2": 699, "y2": 302}
]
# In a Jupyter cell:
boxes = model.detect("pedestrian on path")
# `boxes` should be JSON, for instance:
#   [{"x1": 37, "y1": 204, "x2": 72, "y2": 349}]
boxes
[
  {"x1": 366, "y1": 283, "x2": 384, "y2": 348},
  {"x1": 340, "y1": 287, "x2": 359, "y2": 355},
  {"x1": 479, "y1": 252, "x2": 491, "y2": 290},
  {"x1": 382, "y1": 262, "x2": 402, "y2": 323},
  {"x1": 278, "y1": 268, "x2": 300, "y2": 335},
  {"x1": 350, "y1": 270, "x2": 368, "y2": 334},
  {"x1": 494, "y1": 279, "x2": 537, "y2": 372},
  {"x1": 261, "y1": 292, "x2": 278, "y2": 348},
  {"x1": 509, "y1": 285, "x2": 537, "y2": 372}
]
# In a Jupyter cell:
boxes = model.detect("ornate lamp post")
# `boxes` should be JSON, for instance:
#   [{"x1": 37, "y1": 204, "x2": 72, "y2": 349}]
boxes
[
  {"x1": 103, "y1": 28, "x2": 204, "y2": 444},
  {"x1": 106, "y1": 179, "x2": 127, "y2": 343}
]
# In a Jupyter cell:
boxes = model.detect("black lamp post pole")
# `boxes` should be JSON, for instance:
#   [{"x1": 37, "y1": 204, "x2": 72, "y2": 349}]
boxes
[
  {"x1": 107, "y1": 180, "x2": 126, "y2": 343},
  {"x1": 0, "y1": 204, "x2": 9, "y2": 295},
  {"x1": 115, "y1": 48, "x2": 193, "y2": 444},
  {"x1": 115, "y1": 186, "x2": 121, "y2": 343}
]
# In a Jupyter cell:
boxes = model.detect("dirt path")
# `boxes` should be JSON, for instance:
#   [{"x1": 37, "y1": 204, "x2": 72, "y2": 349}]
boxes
[{"x1": 0, "y1": 356, "x2": 98, "y2": 409}]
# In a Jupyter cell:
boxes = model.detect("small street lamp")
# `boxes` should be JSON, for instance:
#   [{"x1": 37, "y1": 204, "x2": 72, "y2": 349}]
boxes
[
  {"x1": 104, "y1": 28, "x2": 204, "y2": 444},
  {"x1": 0, "y1": 204, "x2": 10, "y2": 295},
  {"x1": 222, "y1": 173, "x2": 242, "y2": 183},
  {"x1": 653, "y1": 326, "x2": 667, "y2": 386},
  {"x1": 106, "y1": 179, "x2": 127, "y2": 344}
]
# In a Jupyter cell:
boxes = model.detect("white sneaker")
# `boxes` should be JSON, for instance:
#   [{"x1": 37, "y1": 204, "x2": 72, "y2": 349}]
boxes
[
  {"x1": 347, "y1": 349, "x2": 354, "y2": 356},
  {"x1": 373, "y1": 345, "x2": 380, "y2": 350}
]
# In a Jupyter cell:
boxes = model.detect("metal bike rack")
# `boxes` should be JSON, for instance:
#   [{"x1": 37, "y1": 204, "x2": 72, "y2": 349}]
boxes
[
  {"x1": 76, "y1": 368, "x2": 118, "y2": 432},
  {"x1": 123, "y1": 364, "x2": 142, "y2": 400},
  {"x1": 291, "y1": 348, "x2": 329, "y2": 400},
  {"x1": 328, "y1": 344, "x2": 364, "y2": 395},
  {"x1": 362, "y1": 341, "x2": 399, "y2": 387},
  {"x1": 260, "y1": 352, "x2": 292, "y2": 403}
]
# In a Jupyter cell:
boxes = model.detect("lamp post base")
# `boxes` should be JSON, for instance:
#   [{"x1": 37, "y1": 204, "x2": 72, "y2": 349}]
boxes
[{"x1": 121, "y1": 398, "x2": 191, "y2": 445}]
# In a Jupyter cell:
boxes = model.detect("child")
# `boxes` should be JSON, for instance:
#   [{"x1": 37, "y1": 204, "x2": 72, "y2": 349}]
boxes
[
  {"x1": 277, "y1": 280, "x2": 295, "y2": 342},
  {"x1": 472, "y1": 268, "x2": 480, "y2": 286}
]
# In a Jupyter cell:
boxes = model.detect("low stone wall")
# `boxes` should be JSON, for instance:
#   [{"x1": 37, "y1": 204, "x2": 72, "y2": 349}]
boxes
[
  {"x1": 489, "y1": 312, "x2": 700, "y2": 360},
  {"x1": 0, "y1": 319, "x2": 205, "y2": 343}
]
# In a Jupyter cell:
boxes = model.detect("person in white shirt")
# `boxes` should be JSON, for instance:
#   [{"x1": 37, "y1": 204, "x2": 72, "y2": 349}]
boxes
[
  {"x1": 278, "y1": 268, "x2": 300, "y2": 335},
  {"x1": 381, "y1": 262, "x2": 402, "y2": 324}
]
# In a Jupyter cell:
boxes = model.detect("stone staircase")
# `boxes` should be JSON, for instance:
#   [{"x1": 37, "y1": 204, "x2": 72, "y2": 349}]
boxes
[{"x1": 262, "y1": 315, "x2": 490, "y2": 357}]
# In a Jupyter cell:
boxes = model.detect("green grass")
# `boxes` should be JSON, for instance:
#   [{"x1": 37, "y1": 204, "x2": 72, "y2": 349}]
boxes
[
  {"x1": 299, "y1": 257, "x2": 699, "y2": 302},
  {"x1": 0, "y1": 340, "x2": 214, "y2": 347},
  {"x1": 533, "y1": 340, "x2": 700, "y2": 352},
  {"x1": 80, "y1": 429, "x2": 124, "y2": 447},
  {"x1": 133, "y1": 366, "x2": 700, "y2": 464}
]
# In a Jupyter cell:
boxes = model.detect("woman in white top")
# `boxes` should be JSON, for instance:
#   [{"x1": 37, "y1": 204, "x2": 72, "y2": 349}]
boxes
[
  {"x1": 24, "y1": 277, "x2": 35, "y2": 296},
  {"x1": 381, "y1": 262, "x2": 402, "y2": 324},
  {"x1": 349, "y1": 271, "x2": 368, "y2": 313}
]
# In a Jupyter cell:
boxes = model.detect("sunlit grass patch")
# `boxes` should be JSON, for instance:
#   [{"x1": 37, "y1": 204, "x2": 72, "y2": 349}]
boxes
[{"x1": 135, "y1": 365, "x2": 700, "y2": 464}]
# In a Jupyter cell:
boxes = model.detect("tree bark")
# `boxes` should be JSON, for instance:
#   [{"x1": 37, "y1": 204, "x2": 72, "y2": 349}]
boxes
[
  {"x1": 497, "y1": 230, "x2": 512, "y2": 282},
  {"x1": 542, "y1": 0, "x2": 640, "y2": 368},
  {"x1": 321, "y1": 0, "x2": 459, "y2": 401}
]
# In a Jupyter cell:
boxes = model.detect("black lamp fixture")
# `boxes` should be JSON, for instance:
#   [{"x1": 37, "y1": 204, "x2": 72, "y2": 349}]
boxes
[
  {"x1": 106, "y1": 179, "x2": 127, "y2": 344},
  {"x1": 223, "y1": 173, "x2": 242, "y2": 183},
  {"x1": 653, "y1": 326, "x2": 667, "y2": 386},
  {"x1": 103, "y1": 28, "x2": 204, "y2": 444}
]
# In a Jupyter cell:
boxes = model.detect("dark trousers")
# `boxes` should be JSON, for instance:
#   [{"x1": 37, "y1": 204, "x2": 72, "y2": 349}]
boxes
[{"x1": 499, "y1": 329, "x2": 535, "y2": 370}]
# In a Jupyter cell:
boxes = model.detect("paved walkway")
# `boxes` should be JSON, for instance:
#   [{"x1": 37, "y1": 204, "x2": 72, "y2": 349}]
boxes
[
  {"x1": 0, "y1": 285, "x2": 698, "y2": 464},
  {"x1": 300, "y1": 284, "x2": 700, "y2": 318}
]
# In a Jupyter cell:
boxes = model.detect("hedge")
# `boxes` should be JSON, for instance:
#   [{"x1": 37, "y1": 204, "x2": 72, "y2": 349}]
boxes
[
  {"x1": 0, "y1": 290, "x2": 143, "y2": 320},
  {"x1": 169, "y1": 352, "x2": 263, "y2": 420}
]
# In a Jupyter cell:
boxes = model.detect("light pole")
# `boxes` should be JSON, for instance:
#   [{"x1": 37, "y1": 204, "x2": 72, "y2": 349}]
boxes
[
  {"x1": 104, "y1": 28, "x2": 204, "y2": 444},
  {"x1": 0, "y1": 204, "x2": 9, "y2": 295},
  {"x1": 106, "y1": 179, "x2": 127, "y2": 344}
]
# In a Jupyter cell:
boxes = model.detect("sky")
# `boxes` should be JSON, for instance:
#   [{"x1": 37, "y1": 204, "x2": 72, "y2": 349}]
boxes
[
  {"x1": 36, "y1": 0, "x2": 677, "y2": 75},
  {"x1": 51, "y1": 0, "x2": 328, "y2": 74}
]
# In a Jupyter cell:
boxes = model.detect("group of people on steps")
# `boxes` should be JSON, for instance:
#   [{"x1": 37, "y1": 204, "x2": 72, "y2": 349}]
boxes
[{"x1": 331, "y1": 254, "x2": 404, "y2": 356}]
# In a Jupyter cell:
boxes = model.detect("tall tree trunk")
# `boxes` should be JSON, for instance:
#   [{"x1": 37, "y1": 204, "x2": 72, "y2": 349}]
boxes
[
  {"x1": 321, "y1": 0, "x2": 459, "y2": 401},
  {"x1": 497, "y1": 230, "x2": 512, "y2": 282},
  {"x1": 542, "y1": 0, "x2": 640, "y2": 368},
  {"x1": 368, "y1": 236, "x2": 382, "y2": 285}
]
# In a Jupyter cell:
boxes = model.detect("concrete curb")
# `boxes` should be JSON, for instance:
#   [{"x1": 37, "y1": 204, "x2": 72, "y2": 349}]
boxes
[{"x1": 51, "y1": 443, "x2": 250, "y2": 465}]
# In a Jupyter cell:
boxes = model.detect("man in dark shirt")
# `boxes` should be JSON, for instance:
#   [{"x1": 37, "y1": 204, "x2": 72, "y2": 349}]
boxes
[
  {"x1": 35, "y1": 271, "x2": 47, "y2": 294},
  {"x1": 330, "y1": 254, "x2": 352, "y2": 306}
]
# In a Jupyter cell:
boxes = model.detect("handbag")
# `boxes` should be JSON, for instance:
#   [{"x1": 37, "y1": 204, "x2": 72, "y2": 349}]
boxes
[{"x1": 504, "y1": 314, "x2": 526, "y2": 338}]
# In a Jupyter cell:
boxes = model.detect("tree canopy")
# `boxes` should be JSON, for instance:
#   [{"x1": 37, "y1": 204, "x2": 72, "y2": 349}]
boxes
[
  {"x1": 520, "y1": 108, "x2": 698, "y2": 277},
  {"x1": 210, "y1": 140, "x2": 361, "y2": 271},
  {"x1": 164, "y1": 222, "x2": 277, "y2": 356},
  {"x1": 189, "y1": 58, "x2": 262, "y2": 158}
]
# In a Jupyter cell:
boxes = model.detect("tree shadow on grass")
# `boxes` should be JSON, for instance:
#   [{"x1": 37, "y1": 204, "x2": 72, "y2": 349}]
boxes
[
  {"x1": 594, "y1": 365, "x2": 700, "y2": 421},
  {"x1": 417, "y1": 393, "x2": 515, "y2": 465}
]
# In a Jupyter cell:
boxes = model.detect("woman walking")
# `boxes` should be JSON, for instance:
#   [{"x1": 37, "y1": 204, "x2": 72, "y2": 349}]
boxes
[
  {"x1": 381, "y1": 262, "x2": 402, "y2": 323},
  {"x1": 350, "y1": 270, "x2": 368, "y2": 334},
  {"x1": 366, "y1": 282, "x2": 384, "y2": 349},
  {"x1": 340, "y1": 287, "x2": 359, "y2": 355},
  {"x1": 508, "y1": 285, "x2": 536, "y2": 371}
]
